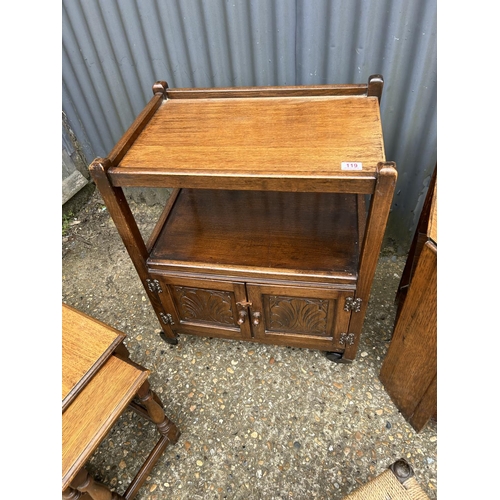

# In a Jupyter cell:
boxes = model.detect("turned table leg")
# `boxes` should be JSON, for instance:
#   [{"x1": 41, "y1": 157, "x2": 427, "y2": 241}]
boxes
[
  {"x1": 136, "y1": 380, "x2": 180, "y2": 442},
  {"x1": 121, "y1": 380, "x2": 180, "y2": 499},
  {"x1": 62, "y1": 487, "x2": 84, "y2": 499},
  {"x1": 65, "y1": 468, "x2": 125, "y2": 500}
]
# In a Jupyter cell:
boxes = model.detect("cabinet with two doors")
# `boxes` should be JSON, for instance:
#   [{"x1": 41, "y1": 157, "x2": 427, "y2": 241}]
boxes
[
  {"x1": 150, "y1": 274, "x2": 355, "y2": 353},
  {"x1": 90, "y1": 75, "x2": 396, "y2": 362}
]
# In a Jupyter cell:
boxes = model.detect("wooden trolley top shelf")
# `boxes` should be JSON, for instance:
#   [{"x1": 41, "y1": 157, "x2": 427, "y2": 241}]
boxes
[{"x1": 107, "y1": 88, "x2": 386, "y2": 192}]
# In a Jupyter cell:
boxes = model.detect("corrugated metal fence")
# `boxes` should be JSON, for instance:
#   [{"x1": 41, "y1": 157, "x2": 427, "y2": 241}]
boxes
[{"x1": 62, "y1": 0, "x2": 436, "y2": 252}]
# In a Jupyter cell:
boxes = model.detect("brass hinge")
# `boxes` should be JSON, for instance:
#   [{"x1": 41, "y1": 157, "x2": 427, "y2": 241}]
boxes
[
  {"x1": 146, "y1": 279, "x2": 162, "y2": 294},
  {"x1": 160, "y1": 313, "x2": 175, "y2": 325},
  {"x1": 344, "y1": 297, "x2": 362, "y2": 312},
  {"x1": 339, "y1": 333, "x2": 355, "y2": 345}
]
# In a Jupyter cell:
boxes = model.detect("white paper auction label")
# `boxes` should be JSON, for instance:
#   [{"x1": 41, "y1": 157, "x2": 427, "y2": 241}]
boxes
[{"x1": 341, "y1": 162, "x2": 363, "y2": 171}]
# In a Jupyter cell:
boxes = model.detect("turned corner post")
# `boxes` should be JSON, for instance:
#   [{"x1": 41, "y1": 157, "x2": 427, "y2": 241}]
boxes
[
  {"x1": 152, "y1": 80, "x2": 169, "y2": 98},
  {"x1": 88, "y1": 156, "x2": 112, "y2": 184},
  {"x1": 367, "y1": 74, "x2": 384, "y2": 105}
]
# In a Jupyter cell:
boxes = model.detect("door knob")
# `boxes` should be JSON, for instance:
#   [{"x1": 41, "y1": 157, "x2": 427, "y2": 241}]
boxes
[
  {"x1": 237, "y1": 310, "x2": 247, "y2": 325},
  {"x1": 252, "y1": 312, "x2": 261, "y2": 326}
]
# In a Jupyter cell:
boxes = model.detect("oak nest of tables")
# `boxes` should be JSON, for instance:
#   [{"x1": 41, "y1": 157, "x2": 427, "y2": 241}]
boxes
[{"x1": 62, "y1": 304, "x2": 180, "y2": 500}]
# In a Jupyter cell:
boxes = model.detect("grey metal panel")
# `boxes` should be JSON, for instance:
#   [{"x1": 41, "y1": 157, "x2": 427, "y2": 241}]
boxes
[
  {"x1": 294, "y1": 0, "x2": 437, "y2": 249},
  {"x1": 62, "y1": 122, "x2": 74, "y2": 156},
  {"x1": 62, "y1": 0, "x2": 436, "y2": 252}
]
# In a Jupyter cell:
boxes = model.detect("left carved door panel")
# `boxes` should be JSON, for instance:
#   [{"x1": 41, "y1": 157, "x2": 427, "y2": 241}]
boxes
[{"x1": 153, "y1": 276, "x2": 253, "y2": 340}]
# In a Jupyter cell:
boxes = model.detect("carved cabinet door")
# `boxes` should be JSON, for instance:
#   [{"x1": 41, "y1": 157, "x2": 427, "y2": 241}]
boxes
[
  {"x1": 246, "y1": 284, "x2": 354, "y2": 350},
  {"x1": 154, "y1": 276, "x2": 253, "y2": 340}
]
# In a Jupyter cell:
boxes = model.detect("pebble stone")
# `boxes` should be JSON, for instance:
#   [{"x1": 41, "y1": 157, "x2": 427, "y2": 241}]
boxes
[{"x1": 63, "y1": 192, "x2": 438, "y2": 499}]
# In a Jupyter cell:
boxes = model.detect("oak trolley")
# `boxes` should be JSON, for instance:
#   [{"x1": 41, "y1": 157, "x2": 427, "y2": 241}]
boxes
[{"x1": 90, "y1": 76, "x2": 396, "y2": 363}]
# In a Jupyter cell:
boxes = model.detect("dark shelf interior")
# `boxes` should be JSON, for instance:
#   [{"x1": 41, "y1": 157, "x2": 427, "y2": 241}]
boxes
[{"x1": 149, "y1": 189, "x2": 361, "y2": 278}]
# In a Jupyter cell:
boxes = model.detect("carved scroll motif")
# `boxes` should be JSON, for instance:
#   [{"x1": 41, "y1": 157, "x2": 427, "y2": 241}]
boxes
[
  {"x1": 267, "y1": 295, "x2": 328, "y2": 335},
  {"x1": 174, "y1": 286, "x2": 235, "y2": 325}
]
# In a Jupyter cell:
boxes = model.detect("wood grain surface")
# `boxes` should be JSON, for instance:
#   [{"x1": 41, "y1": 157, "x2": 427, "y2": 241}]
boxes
[
  {"x1": 148, "y1": 189, "x2": 360, "y2": 277},
  {"x1": 379, "y1": 241, "x2": 437, "y2": 431},
  {"x1": 62, "y1": 304, "x2": 125, "y2": 410},
  {"x1": 111, "y1": 95, "x2": 384, "y2": 190},
  {"x1": 62, "y1": 355, "x2": 149, "y2": 490}
]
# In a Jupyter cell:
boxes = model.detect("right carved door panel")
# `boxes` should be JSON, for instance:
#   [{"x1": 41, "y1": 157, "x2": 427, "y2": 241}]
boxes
[{"x1": 246, "y1": 284, "x2": 354, "y2": 350}]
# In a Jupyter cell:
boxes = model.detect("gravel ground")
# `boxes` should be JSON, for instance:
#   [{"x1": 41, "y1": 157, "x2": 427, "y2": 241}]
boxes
[{"x1": 62, "y1": 189, "x2": 437, "y2": 499}]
